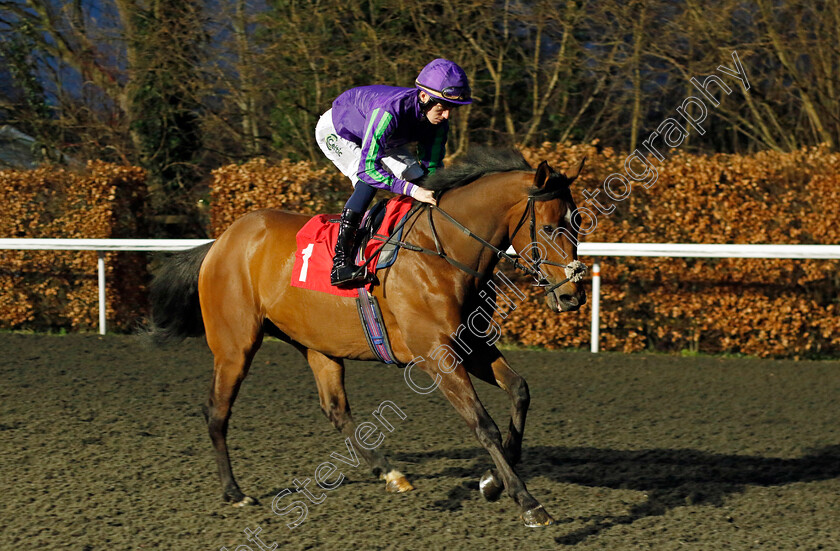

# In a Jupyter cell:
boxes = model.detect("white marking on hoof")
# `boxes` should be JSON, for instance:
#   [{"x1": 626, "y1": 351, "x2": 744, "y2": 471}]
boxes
[
  {"x1": 232, "y1": 496, "x2": 257, "y2": 507},
  {"x1": 381, "y1": 470, "x2": 406, "y2": 484},
  {"x1": 381, "y1": 470, "x2": 414, "y2": 493}
]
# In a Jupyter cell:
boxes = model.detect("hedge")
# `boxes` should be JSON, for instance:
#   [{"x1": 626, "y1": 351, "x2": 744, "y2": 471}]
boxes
[{"x1": 0, "y1": 162, "x2": 147, "y2": 331}]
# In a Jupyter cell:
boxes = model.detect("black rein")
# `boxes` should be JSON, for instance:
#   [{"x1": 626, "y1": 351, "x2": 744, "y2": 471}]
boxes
[{"x1": 353, "y1": 197, "x2": 582, "y2": 295}]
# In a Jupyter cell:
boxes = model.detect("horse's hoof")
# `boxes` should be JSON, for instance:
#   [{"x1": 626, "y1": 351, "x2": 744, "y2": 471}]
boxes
[
  {"x1": 232, "y1": 496, "x2": 259, "y2": 507},
  {"x1": 479, "y1": 469, "x2": 504, "y2": 502},
  {"x1": 521, "y1": 505, "x2": 555, "y2": 527},
  {"x1": 382, "y1": 470, "x2": 415, "y2": 493},
  {"x1": 385, "y1": 476, "x2": 415, "y2": 493}
]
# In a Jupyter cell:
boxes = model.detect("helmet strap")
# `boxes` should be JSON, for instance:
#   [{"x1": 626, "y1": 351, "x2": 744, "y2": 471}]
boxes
[
  {"x1": 418, "y1": 90, "x2": 437, "y2": 112},
  {"x1": 419, "y1": 91, "x2": 458, "y2": 113}
]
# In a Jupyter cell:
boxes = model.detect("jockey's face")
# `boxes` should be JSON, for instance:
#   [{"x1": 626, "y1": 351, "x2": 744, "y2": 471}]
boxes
[{"x1": 419, "y1": 91, "x2": 456, "y2": 125}]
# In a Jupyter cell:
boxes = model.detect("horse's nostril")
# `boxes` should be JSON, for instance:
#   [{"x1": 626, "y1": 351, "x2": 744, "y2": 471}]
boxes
[{"x1": 558, "y1": 295, "x2": 579, "y2": 306}]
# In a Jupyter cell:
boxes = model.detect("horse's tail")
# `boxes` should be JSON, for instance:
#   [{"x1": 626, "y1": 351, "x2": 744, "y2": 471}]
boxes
[{"x1": 147, "y1": 242, "x2": 213, "y2": 345}]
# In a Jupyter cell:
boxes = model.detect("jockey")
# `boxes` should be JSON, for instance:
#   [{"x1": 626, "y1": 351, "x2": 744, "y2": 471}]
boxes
[{"x1": 315, "y1": 58, "x2": 472, "y2": 286}]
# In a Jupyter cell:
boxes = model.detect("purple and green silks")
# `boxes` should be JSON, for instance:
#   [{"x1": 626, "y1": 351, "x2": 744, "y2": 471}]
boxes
[{"x1": 330, "y1": 85, "x2": 447, "y2": 196}]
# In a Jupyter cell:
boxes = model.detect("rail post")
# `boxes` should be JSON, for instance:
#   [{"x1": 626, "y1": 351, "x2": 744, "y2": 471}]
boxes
[
  {"x1": 97, "y1": 251, "x2": 106, "y2": 335},
  {"x1": 590, "y1": 260, "x2": 600, "y2": 353}
]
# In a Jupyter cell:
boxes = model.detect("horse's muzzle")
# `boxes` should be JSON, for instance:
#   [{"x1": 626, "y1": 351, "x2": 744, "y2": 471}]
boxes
[{"x1": 548, "y1": 287, "x2": 587, "y2": 312}]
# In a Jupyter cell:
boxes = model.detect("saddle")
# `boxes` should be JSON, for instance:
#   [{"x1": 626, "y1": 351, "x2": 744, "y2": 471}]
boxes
[
  {"x1": 354, "y1": 198, "x2": 402, "y2": 272},
  {"x1": 290, "y1": 196, "x2": 416, "y2": 298}
]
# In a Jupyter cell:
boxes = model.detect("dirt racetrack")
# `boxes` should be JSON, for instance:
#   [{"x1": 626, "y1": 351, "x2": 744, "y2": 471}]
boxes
[{"x1": 1, "y1": 333, "x2": 838, "y2": 550}]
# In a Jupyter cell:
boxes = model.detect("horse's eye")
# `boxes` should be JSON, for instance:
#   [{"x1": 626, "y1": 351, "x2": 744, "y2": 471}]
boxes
[{"x1": 542, "y1": 224, "x2": 553, "y2": 233}]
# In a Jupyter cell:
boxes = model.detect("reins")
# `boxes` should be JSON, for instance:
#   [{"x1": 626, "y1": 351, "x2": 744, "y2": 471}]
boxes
[{"x1": 352, "y1": 195, "x2": 587, "y2": 295}]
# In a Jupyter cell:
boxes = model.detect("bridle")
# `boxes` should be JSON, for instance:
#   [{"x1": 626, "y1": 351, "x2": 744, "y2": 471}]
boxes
[
  {"x1": 356, "y1": 194, "x2": 587, "y2": 296},
  {"x1": 506, "y1": 195, "x2": 587, "y2": 294}
]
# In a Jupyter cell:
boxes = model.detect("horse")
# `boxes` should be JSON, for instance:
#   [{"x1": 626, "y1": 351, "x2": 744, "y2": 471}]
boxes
[{"x1": 148, "y1": 148, "x2": 587, "y2": 527}]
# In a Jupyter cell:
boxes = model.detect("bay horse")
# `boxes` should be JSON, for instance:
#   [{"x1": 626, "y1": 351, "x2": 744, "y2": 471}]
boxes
[{"x1": 148, "y1": 148, "x2": 587, "y2": 527}]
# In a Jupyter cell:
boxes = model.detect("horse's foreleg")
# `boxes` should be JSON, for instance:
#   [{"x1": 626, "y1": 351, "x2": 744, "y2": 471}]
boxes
[
  {"x1": 303, "y1": 348, "x2": 414, "y2": 493},
  {"x1": 423, "y1": 361, "x2": 552, "y2": 527},
  {"x1": 463, "y1": 346, "x2": 530, "y2": 465},
  {"x1": 204, "y1": 333, "x2": 263, "y2": 506},
  {"x1": 463, "y1": 348, "x2": 530, "y2": 502}
]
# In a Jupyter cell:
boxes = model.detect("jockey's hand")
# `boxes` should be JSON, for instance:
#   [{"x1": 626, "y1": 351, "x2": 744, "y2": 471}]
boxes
[{"x1": 410, "y1": 186, "x2": 437, "y2": 206}]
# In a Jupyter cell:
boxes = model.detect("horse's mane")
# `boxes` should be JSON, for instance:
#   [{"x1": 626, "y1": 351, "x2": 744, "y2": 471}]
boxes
[{"x1": 420, "y1": 147, "x2": 531, "y2": 192}]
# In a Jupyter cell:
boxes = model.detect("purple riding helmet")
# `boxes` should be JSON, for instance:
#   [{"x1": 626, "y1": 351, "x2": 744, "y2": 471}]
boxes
[{"x1": 415, "y1": 58, "x2": 473, "y2": 105}]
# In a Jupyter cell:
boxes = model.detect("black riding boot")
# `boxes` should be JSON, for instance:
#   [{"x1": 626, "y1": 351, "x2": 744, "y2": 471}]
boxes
[{"x1": 331, "y1": 208, "x2": 366, "y2": 286}]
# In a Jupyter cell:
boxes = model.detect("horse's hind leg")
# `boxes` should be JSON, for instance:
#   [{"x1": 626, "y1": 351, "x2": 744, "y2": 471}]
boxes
[
  {"x1": 463, "y1": 344, "x2": 529, "y2": 502},
  {"x1": 303, "y1": 348, "x2": 414, "y2": 493},
  {"x1": 204, "y1": 327, "x2": 264, "y2": 506}
]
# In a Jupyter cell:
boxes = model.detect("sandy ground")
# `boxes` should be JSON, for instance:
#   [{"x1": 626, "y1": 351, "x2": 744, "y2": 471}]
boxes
[{"x1": 1, "y1": 333, "x2": 838, "y2": 550}]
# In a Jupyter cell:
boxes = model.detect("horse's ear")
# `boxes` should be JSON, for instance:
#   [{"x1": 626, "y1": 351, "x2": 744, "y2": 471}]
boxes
[
  {"x1": 534, "y1": 161, "x2": 552, "y2": 189},
  {"x1": 562, "y1": 156, "x2": 587, "y2": 185}
]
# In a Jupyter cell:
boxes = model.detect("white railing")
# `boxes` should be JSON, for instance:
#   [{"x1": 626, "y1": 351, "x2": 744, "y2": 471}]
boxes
[
  {"x1": 1, "y1": 239, "x2": 839, "y2": 349},
  {"x1": 578, "y1": 243, "x2": 840, "y2": 353},
  {"x1": 0, "y1": 239, "x2": 213, "y2": 335}
]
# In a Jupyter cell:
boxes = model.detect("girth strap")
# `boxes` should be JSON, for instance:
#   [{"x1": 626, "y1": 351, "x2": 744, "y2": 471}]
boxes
[{"x1": 356, "y1": 287, "x2": 398, "y2": 364}]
